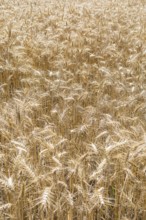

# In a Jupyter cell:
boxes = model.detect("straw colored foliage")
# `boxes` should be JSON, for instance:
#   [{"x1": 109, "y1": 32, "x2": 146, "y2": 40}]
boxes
[{"x1": 0, "y1": 0, "x2": 146, "y2": 219}]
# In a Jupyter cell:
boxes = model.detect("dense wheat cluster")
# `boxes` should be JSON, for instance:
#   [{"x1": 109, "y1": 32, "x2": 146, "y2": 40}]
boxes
[{"x1": 0, "y1": 0, "x2": 146, "y2": 219}]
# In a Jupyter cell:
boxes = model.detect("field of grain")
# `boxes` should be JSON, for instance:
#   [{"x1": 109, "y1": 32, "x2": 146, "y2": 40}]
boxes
[{"x1": 0, "y1": 0, "x2": 146, "y2": 219}]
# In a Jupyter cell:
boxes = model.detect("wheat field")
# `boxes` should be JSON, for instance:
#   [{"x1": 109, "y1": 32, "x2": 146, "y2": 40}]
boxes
[{"x1": 0, "y1": 0, "x2": 146, "y2": 219}]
